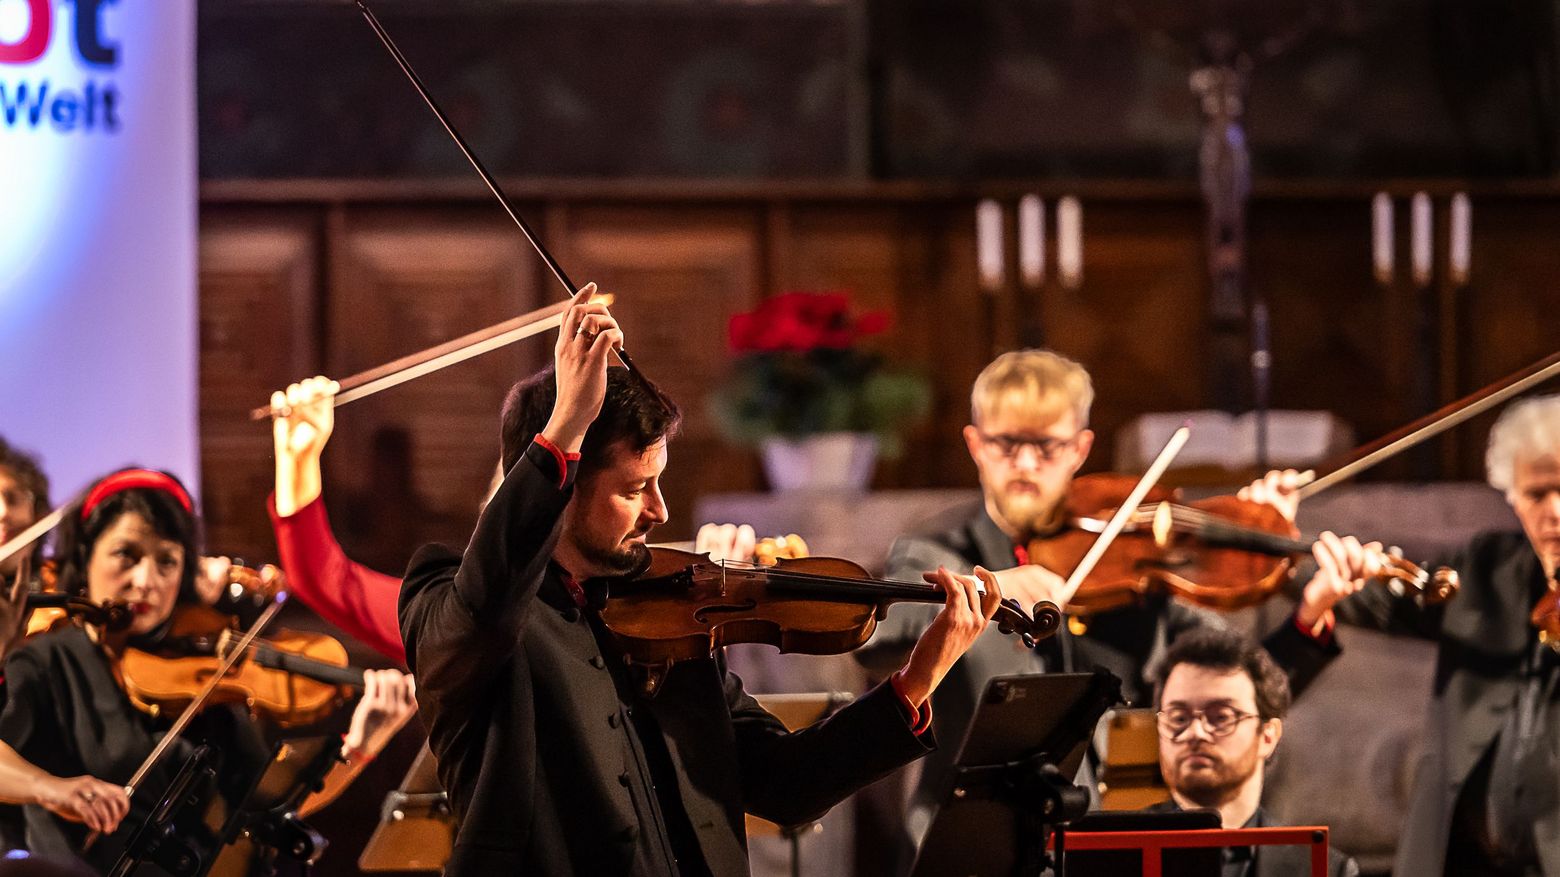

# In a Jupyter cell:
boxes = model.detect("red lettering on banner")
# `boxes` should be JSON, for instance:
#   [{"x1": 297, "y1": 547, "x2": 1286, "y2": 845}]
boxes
[{"x1": 0, "y1": 0, "x2": 52, "y2": 65}]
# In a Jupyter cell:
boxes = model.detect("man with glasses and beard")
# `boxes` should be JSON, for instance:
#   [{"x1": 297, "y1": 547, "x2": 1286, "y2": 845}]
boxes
[
  {"x1": 857, "y1": 349, "x2": 1373, "y2": 858},
  {"x1": 1150, "y1": 627, "x2": 1358, "y2": 876}
]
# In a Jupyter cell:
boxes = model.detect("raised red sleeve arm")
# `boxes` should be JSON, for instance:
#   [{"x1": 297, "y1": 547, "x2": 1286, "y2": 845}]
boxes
[{"x1": 269, "y1": 493, "x2": 407, "y2": 665}]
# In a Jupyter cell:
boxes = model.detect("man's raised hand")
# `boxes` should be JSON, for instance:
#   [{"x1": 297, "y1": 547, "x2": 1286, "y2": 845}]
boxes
[{"x1": 543, "y1": 284, "x2": 623, "y2": 455}]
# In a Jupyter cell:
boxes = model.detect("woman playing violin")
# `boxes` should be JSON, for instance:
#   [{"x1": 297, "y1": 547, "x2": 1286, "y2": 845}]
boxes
[{"x1": 0, "y1": 467, "x2": 416, "y2": 872}]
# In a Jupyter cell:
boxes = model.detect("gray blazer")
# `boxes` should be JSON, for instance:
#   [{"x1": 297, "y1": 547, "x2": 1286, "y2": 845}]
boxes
[{"x1": 1334, "y1": 529, "x2": 1554, "y2": 876}]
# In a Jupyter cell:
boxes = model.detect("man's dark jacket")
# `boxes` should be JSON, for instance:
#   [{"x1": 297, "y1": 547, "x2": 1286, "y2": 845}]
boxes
[
  {"x1": 399, "y1": 441, "x2": 933, "y2": 876},
  {"x1": 1333, "y1": 529, "x2": 1555, "y2": 875},
  {"x1": 856, "y1": 501, "x2": 1340, "y2": 856}
]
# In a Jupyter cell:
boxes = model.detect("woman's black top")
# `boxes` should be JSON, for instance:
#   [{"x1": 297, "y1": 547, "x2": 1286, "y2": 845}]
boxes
[{"x1": 0, "y1": 624, "x2": 269, "y2": 873}]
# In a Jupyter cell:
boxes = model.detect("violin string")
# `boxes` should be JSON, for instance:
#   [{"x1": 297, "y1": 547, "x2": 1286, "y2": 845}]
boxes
[{"x1": 732, "y1": 567, "x2": 941, "y2": 595}]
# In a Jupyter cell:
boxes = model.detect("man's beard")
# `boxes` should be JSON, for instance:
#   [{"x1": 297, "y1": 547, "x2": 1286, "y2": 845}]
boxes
[
  {"x1": 991, "y1": 482, "x2": 1064, "y2": 538},
  {"x1": 1166, "y1": 743, "x2": 1260, "y2": 808},
  {"x1": 574, "y1": 531, "x2": 651, "y2": 577}
]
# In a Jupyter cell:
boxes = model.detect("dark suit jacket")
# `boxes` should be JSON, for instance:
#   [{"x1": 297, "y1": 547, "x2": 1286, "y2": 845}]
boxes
[
  {"x1": 1333, "y1": 529, "x2": 1553, "y2": 876},
  {"x1": 856, "y1": 501, "x2": 1340, "y2": 858},
  {"x1": 1143, "y1": 801, "x2": 1360, "y2": 877},
  {"x1": 399, "y1": 441, "x2": 933, "y2": 877}
]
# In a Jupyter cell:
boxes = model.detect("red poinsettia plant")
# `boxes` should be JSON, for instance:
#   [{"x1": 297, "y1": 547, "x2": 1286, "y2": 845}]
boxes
[
  {"x1": 710, "y1": 291, "x2": 931, "y2": 454},
  {"x1": 727, "y1": 292, "x2": 892, "y2": 353}
]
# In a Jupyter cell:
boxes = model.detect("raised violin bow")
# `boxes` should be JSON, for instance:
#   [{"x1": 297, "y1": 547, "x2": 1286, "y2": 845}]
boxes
[
  {"x1": 246, "y1": 1, "x2": 648, "y2": 421},
  {"x1": 0, "y1": 504, "x2": 67, "y2": 570},
  {"x1": 354, "y1": 3, "x2": 639, "y2": 350},
  {"x1": 1299, "y1": 349, "x2": 1560, "y2": 499},
  {"x1": 248, "y1": 292, "x2": 609, "y2": 420}
]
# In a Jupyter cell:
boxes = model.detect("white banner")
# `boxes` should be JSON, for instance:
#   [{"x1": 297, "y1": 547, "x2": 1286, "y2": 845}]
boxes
[{"x1": 0, "y1": 0, "x2": 198, "y2": 503}]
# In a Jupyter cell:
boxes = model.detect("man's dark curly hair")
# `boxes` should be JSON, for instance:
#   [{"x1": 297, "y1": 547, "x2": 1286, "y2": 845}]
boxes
[
  {"x1": 500, "y1": 366, "x2": 681, "y2": 481},
  {"x1": 1153, "y1": 627, "x2": 1291, "y2": 722}
]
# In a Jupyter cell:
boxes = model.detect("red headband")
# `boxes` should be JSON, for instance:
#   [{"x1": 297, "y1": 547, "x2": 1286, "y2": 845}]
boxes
[{"x1": 80, "y1": 469, "x2": 194, "y2": 521}]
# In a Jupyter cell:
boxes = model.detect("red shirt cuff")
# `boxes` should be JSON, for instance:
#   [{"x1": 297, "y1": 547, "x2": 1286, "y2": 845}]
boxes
[
  {"x1": 889, "y1": 670, "x2": 934, "y2": 736},
  {"x1": 1296, "y1": 608, "x2": 1336, "y2": 646},
  {"x1": 532, "y1": 434, "x2": 581, "y2": 490}
]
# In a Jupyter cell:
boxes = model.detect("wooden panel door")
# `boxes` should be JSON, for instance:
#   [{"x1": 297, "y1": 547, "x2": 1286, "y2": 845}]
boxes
[
  {"x1": 553, "y1": 205, "x2": 763, "y2": 538},
  {"x1": 198, "y1": 210, "x2": 320, "y2": 561},
  {"x1": 1452, "y1": 196, "x2": 1560, "y2": 479},
  {"x1": 1038, "y1": 200, "x2": 1207, "y2": 476},
  {"x1": 1247, "y1": 197, "x2": 1428, "y2": 480},
  {"x1": 326, "y1": 208, "x2": 542, "y2": 573}
]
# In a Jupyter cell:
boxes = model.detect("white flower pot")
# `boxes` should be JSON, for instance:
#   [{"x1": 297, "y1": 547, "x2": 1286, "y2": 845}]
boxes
[{"x1": 760, "y1": 433, "x2": 879, "y2": 491}]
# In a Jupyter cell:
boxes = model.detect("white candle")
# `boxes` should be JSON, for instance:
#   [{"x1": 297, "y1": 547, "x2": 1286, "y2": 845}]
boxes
[
  {"x1": 1411, "y1": 191, "x2": 1433, "y2": 288},
  {"x1": 1058, "y1": 196, "x2": 1083, "y2": 289},
  {"x1": 1449, "y1": 192, "x2": 1471, "y2": 286},
  {"x1": 976, "y1": 199, "x2": 1004, "y2": 292},
  {"x1": 1372, "y1": 192, "x2": 1394, "y2": 285},
  {"x1": 1018, "y1": 194, "x2": 1045, "y2": 288}
]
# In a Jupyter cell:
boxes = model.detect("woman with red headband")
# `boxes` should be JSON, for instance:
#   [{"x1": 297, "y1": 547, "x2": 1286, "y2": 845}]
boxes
[{"x1": 0, "y1": 467, "x2": 416, "y2": 872}]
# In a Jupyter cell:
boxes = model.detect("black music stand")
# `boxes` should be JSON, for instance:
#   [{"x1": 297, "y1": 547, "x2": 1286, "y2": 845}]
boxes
[
  {"x1": 107, "y1": 746, "x2": 218, "y2": 877},
  {"x1": 908, "y1": 670, "x2": 1123, "y2": 877}
]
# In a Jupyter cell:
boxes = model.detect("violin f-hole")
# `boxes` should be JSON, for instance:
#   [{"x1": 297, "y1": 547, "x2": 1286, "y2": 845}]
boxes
[{"x1": 692, "y1": 600, "x2": 759, "y2": 624}]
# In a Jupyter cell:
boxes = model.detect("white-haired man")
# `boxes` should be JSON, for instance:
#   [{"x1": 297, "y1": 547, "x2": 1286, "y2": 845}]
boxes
[{"x1": 1304, "y1": 393, "x2": 1560, "y2": 875}]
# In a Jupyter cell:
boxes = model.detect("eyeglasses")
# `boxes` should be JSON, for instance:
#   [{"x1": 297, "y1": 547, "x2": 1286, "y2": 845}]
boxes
[
  {"x1": 1156, "y1": 705, "x2": 1259, "y2": 740},
  {"x1": 977, "y1": 431, "x2": 1081, "y2": 463}
]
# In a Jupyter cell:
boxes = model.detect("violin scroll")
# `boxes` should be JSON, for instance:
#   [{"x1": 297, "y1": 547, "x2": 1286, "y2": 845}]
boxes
[
  {"x1": 995, "y1": 598, "x2": 1062, "y2": 648},
  {"x1": 24, "y1": 593, "x2": 134, "y2": 634},
  {"x1": 1374, "y1": 552, "x2": 1458, "y2": 605}
]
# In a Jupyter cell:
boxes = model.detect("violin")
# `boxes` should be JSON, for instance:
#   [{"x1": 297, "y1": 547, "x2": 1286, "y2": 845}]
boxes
[
  {"x1": 22, "y1": 559, "x2": 284, "y2": 639},
  {"x1": 117, "y1": 602, "x2": 364, "y2": 728},
  {"x1": 1025, "y1": 472, "x2": 1457, "y2": 616},
  {"x1": 1532, "y1": 568, "x2": 1560, "y2": 651},
  {"x1": 25, "y1": 590, "x2": 134, "y2": 634},
  {"x1": 599, "y1": 546, "x2": 1062, "y2": 693}
]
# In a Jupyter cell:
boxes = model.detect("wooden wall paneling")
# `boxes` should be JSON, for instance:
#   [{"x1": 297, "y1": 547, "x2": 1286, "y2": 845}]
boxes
[
  {"x1": 552, "y1": 205, "x2": 763, "y2": 539},
  {"x1": 325, "y1": 207, "x2": 543, "y2": 574},
  {"x1": 1246, "y1": 198, "x2": 1427, "y2": 479},
  {"x1": 923, "y1": 203, "x2": 996, "y2": 489},
  {"x1": 1039, "y1": 200, "x2": 1207, "y2": 476},
  {"x1": 1453, "y1": 196, "x2": 1560, "y2": 480},
  {"x1": 199, "y1": 209, "x2": 321, "y2": 562}
]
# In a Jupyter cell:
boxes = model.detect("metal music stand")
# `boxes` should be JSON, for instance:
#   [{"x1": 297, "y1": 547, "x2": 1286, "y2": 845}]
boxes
[
  {"x1": 358, "y1": 742, "x2": 453, "y2": 872},
  {"x1": 908, "y1": 670, "x2": 1123, "y2": 877}
]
